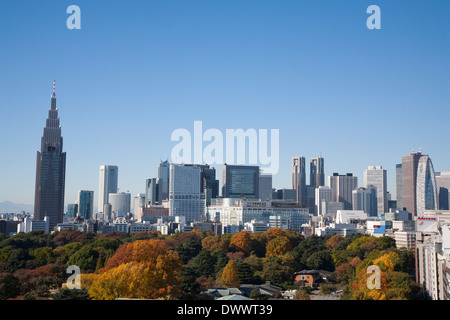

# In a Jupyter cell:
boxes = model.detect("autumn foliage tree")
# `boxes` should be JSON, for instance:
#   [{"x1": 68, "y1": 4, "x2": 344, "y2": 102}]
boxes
[
  {"x1": 229, "y1": 231, "x2": 252, "y2": 255},
  {"x1": 84, "y1": 238, "x2": 182, "y2": 300},
  {"x1": 265, "y1": 236, "x2": 292, "y2": 257},
  {"x1": 221, "y1": 260, "x2": 240, "y2": 288}
]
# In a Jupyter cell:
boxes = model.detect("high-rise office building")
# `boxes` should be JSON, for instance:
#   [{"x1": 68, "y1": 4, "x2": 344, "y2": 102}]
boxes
[
  {"x1": 34, "y1": 81, "x2": 66, "y2": 231},
  {"x1": 292, "y1": 156, "x2": 306, "y2": 206},
  {"x1": 306, "y1": 185, "x2": 316, "y2": 213},
  {"x1": 328, "y1": 173, "x2": 358, "y2": 210},
  {"x1": 396, "y1": 164, "x2": 403, "y2": 210},
  {"x1": 169, "y1": 164, "x2": 205, "y2": 223},
  {"x1": 199, "y1": 165, "x2": 219, "y2": 201},
  {"x1": 98, "y1": 165, "x2": 118, "y2": 214},
  {"x1": 436, "y1": 172, "x2": 450, "y2": 210},
  {"x1": 402, "y1": 151, "x2": 438, "y2": 216},
  {"x1": 145, "y1": 178, "x2": 159, "y2": 206},
  {"x1": 133, "y1": 193, "x2": 146, "y2": 218},
  {"x1": 77, "y1": 190, "x2": 94, "y2": 220},
  {"x1": 352, "y1": 186, "x2": 377, "y2": 217},
  {"x1": 259, "y1": 174, "x2": 273, "y2": 200},
  {"x1": 109, "y1": 192, "x2": 131, "y2": 215},
  {"x1": 315, "y1": 186, "x2": 333, "y2": 216},
  {"x1": 67, "y1": 203, "x2": 78, "y2": 218},
  {"x1": 274, "y1": 189, "x2": 297, "y2": 201},
  {"x1": 310, "y1": 155, "x2": 325, "y2": 188},
  {"x1": 416, "y1": 155, "x2": 438, "y2": 216},
  {"x1": 158, "y1": 160, "x2": 170, "y2": 202},
  {"x1": 222, "y1": 164, "x2": 260, "y2": 199},
  {"x1": 401, "y1": 152, "x2": 422, "y2": 216},
  {"x1": 363, "y1": 166, "x2": 387, "y2": 216}
]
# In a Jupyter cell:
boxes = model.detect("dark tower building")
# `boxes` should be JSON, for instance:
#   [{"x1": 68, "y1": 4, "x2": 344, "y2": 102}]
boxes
[
  {"x1": 401, "y1": 151, "x2": 422, "y2": 216},
  {"x1": 310, "y1": 155, "x2": 325, "y2": 188},
  {"x1": 34, "y1": 81, "x2": 66, "y2": 231}
]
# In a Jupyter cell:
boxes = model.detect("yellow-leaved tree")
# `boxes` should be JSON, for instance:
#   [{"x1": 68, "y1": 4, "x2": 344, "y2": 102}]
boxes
[
  {"x1": 84, "y1": 239, "x2": 182, "y2": 300},
  {"x1": 221, "y1": 260, "x2": 240, "y2": 288}
]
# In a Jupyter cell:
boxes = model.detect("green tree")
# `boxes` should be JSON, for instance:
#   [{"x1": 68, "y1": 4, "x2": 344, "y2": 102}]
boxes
[
  {"x1": 306, "y1": 250, "x2": 334, "y2": 271},
  {"x1": 52, "y1": 288, "x2": 91, "y2": 300},
  {"x1": 236, "y1": 261, "x2": 254, "y2": 284},
  {"x1": 189, "y1": 249, "x2": 216, "y2": 278},
  {"x1": 4, "y1": 248, "x2": 30, "y2": 273},
  {"x1": 32, "y1": 247, "x2": 57, "y2": 265},
  {"x1": 293, "y1": 289, "x2": 310, "y2": 300},
  {"x1": 0, "y1": 273, "x2": 21, "y2": 300},
  {"x1": 212, "y1": 249, "x2": 229, "y2": 274},
  {"x1": 173, "y1": 238, "x2": 203, "y2": 264}
]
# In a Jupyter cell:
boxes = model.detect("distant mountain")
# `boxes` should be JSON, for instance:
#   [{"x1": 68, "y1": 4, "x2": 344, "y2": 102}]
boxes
[{"x1": 0, "y1": 201, "x2": 34, "y2": 214}]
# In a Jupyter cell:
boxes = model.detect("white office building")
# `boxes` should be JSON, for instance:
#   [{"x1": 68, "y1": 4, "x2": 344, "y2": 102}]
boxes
[
  {"x1": 315, "y1": 186, "x2": 333, "y2": 216},
  {"x1": 207, "y1": 199, "x2": 309, "y2": 233},
  {"x1": 169, "y1": 164, "x2": 206, "y2": 223},
  {"x1": 363, "y1": 166, "x2": 388, "y2": 216},
  {"x1": 98, "y1": 165, "x2": 118, "y2": 214},
  {"x1": 109, "y1": 192, "x2": 131, "y2": 215}
]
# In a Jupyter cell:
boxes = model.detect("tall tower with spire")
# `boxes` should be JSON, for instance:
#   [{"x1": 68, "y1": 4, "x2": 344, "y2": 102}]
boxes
[{"x1": 34, "y1": 81, "x2": 66, "y2": 231}]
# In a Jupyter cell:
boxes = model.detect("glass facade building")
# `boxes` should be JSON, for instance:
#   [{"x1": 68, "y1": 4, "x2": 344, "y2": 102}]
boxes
[
  {"x1": 416, "y1": 155, "x2": 438, "y2": 216},
  {"x1": 98, "y1": 165, "x2": 118, "y2": 214},
  {"x1": 169, "y1": 164, "x2": 206, "y2": 223},
  {"x1": 78, "y1": 190, "x2": 94, "y2": 220},
  {"x1": 222, "y1": 164, "x2": 260, "y2": 199}
]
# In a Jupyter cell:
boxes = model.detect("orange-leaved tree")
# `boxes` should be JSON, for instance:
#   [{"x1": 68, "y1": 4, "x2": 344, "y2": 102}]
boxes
[
  {"x1": 230, "y1": 231, "x2": 252, "y2": 255},
  {"x1": 221, "y1": 260, "x2": 240, "y2": 288},
  {"x1": 265, "y1": 236, "x2": 292, "y2": 257}
]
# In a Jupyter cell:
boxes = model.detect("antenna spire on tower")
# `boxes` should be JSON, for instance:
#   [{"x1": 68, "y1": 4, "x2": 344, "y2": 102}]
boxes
[{"x1": 52, "y1": 80, "x2": 55, "y2": 97}]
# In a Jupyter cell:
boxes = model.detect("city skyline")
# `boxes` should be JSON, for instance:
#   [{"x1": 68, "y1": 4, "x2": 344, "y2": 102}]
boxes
[{"x1": 1, "y1": 1, "x2": 449, "y2": 208}]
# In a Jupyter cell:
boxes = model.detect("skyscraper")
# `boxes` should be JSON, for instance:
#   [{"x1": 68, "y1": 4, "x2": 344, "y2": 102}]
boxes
[
  {"x1": 145, "y1": 178, "x2": 159, "y2": 206},
  {"x1": 396, "y1": 164, "x2": 403, "y2": 210},
  {"x1": 98, "y1": 165, "x2": 118, "y2": 214},
  {"x1": 177, "y1": 164, "x2": 219, "y2": 206},
  {"x1": 416, "y1": 155, "x2": 438, "y2": 216},
  {"x1": 310, "y1": 155, "x2": 325, "y2": 188},
  {"x1": 77, "y1": 190, "x2": 94, "y2": 220},
  {"x1": 222, "y1": 164, "x2": 260, "y2": 199},
  {"x1": 34, "y1": 81, "x2": 66, "y2": 231},
  {"x1": 315, "y1": 186, "x2": 332, "y2": 216},
  {"x1": 292, "y1": 156, "x2": 306, "y2": 206},
  {"x1": 401, "y1": 151, "x2": 422, "y2": 215},
  {"x1": 328, "y1": 173, "x2": 358, "y2": 210},
  {"x1": 109, "y1": 192, "x2": 131, "y2": 215},
  {"x1": 352, "y1": 186, "x2": 377, "y2": 217},
  {"x1": 259, "y1": 174, "x2": 273, "y2": 200},
  {"x1": 363, "y1": 166, "x2": 387, "y2": 216},
  {"x1": 158, "y1": 160, "x2": 170, "y2": 202},
  {"x1": 169, "y1": 164, "x2": 205, "y2": 223},
  {"x1": 435, "y1": 172, "x2": 450, "y2": 210}
]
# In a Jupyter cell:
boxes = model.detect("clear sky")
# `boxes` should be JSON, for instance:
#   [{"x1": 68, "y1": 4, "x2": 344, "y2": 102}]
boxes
[{"x1": 0, "y1": 0, "x2": 449, "y2": 209}]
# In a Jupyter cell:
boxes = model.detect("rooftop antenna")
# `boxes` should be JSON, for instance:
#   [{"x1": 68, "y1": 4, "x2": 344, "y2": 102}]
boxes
[{"x1": 52, "y1": 80, "x2": 55, "y2": 96}]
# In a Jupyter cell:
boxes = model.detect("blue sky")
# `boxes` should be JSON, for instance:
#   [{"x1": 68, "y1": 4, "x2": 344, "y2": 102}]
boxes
[{"x1": 0, "y1": 0, "x2": 449, "y2": 208}]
